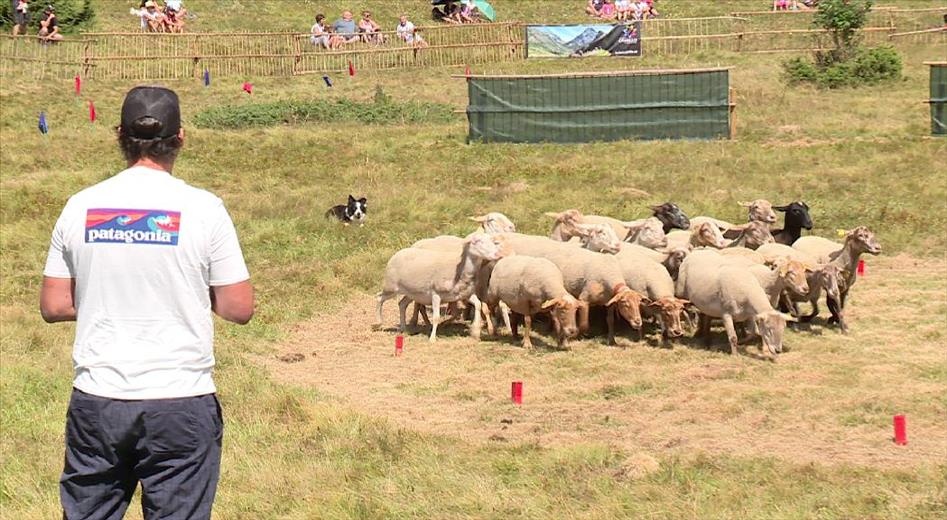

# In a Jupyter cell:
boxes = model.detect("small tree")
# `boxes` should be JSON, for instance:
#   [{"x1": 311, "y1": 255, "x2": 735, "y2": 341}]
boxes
[{"x1": 813, "y1": 0, "x2": 873, "y2": 64}]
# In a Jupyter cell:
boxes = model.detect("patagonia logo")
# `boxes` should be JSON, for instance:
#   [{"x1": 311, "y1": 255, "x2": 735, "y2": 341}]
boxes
[{"x1": 85, "y1": 208, "x2": 180, "y2": 245}]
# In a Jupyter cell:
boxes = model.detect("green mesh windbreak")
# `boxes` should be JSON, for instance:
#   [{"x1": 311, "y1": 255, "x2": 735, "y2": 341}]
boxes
[
  {"x1": 466, "y1": 69, "x2": 730, "y2": 143},
  {"x1": 931, "y1": 64, "x2": 946, "y2": 136}
]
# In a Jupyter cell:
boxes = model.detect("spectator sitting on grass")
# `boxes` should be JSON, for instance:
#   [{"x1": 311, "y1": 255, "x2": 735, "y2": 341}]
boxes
[
  {"x1": 137, "y1": 1, "x2": 164, "y2": 32},
  {"x1": 38, "y1": 5, "x2": 63, "y2": 42},
  {"x1": 646, "y1": 0, "x2": 659, "y2": 18},
  {"x1": 164, "y1": 5, "x2": 185, "y2": 32},
  {"x1": 633, "y1": 0, "x2": 648, "y2": 20},
  {"x1": 12, "y1": 0, "x2": 29, "y2": 36},
  {"x1": 452, "y1": 0, "x2": 478, "y2": 24},
  {"x1": 333, "y1": 10, "x2": 359, "y2": 45},
  {"x1": 358, "y1": 11, "x2": 384, "y2": 44},
  {"x1": 585, "y1": 0, "x2": 604, "y2": 17},
  {"x1": 433, "y1": 0, "x2": 459, "y2": 23},
  {"x1": 397, "y1": 14, "x2": 428, "y2": 48},
  {"x1": 597, "y1": 0, "x2": 617, "y2": 20},
  {"x1": 615, "y1": 0, "x2": 631, "y2": 21},
  {"x1": 310, "y1": 13, "x2": 331, "y2": 48}
]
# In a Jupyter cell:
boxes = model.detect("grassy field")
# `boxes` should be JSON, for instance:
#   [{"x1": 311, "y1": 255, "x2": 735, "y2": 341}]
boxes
[{"x1": 2, "y1": 1, "x2": 947, "y2": 518}]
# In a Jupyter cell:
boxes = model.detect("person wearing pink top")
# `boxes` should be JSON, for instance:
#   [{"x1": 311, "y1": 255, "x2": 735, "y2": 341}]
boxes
[{"x1": 598, "y1": 0, "x2": 617, "y2": 20}]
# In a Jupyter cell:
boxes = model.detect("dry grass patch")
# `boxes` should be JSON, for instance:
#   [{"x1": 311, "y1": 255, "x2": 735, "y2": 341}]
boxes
[{"x1": 260, "y1": 255, "x2": 946, "y2": 470}]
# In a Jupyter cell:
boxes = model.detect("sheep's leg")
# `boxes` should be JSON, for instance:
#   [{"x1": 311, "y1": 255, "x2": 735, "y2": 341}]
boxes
[
  {"x1": 397, "y1": 297, "x2": 411, "y2": 333},
  {"x1": 429, "y1": 293, "x2": 442, "y2": 343},
  {"x1": 827, "y1": 296, "x2": 848, "y2": 333},
  {"x1": 409, "y1": 302, "x2": 423, "y2": 327},
  {"x1": 606, "y1": 306, "x2": 617, "y2": 346},
  {"x1": 578, "y1": 301, "x2": 590, "y2": 335},
  {"x1": 510, "y1": 313, "x2": 521, "y2": 338},
  {"x1": 722, "y1": 314, "x2": 739, "y2": 356},
  {"x1": 499, "y1": 302, "x2": 512, "y2": 332},
  {"x1": 483, "y1": 303, "x2": 496, "y2": 336},
  {"x1": 522, "y1": 314, "x2": 533, "y2": 350},
  {"x1": 698, "y1": 314, "x2": 712, "y2": 346},
  {"x1": 801, "y1": 296, "x2": 819, "y2": 323},
  {"x1": 468, "y1": 294, "x2": 483, "y2": 339},
  {"x1": 417, "y1": 305, "x2": 432, "y2": 327}
]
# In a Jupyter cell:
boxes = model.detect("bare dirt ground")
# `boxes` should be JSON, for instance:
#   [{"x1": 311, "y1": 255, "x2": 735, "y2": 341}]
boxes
[{"x1": 256, "y1": 255, "x2": 946, "y2": 470}]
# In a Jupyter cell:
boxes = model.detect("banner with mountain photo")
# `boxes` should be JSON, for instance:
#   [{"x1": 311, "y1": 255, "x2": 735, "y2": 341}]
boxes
[{"x1": 526, "y1": 22, "x2": 642, "y2": 58}]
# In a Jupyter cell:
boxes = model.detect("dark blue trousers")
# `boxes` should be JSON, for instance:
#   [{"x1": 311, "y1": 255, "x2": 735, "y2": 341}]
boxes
[{"x1": 60, "y1": 389, "x2": 223, "y2": 520}]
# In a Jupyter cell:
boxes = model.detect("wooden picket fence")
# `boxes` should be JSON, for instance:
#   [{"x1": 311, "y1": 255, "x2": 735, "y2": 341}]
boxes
[
  {"x1": 0, "y1": 8, "x2": 943, "y2": 81},
  {"x1": 0, "y1": 22, "x2": 523, "y2": 80}
]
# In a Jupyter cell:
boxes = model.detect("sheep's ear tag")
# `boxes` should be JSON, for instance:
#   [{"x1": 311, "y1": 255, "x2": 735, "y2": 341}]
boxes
[{"x1": 836, "y1": 229, "x2": 848, "y2": 238}]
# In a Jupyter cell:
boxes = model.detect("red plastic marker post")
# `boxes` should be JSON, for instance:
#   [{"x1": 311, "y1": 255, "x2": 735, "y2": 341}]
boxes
[
  {"x1": 74, "y1": 74, "x2": 81, "y2": 96},
  {"x1": 88, "y1": 100, "x2": 96, "y2": 123},
  {"x1": 857, "y1": 259, "x2": 865, "y2": 277},
  {"x1": 394, "y1": 335, "x2": 404, "y2": 357},
  {"x1": 511, "y1": 381, "x2": 523, "y2": 405},
  {"x1": 348, "y1": 60, "x2": 355, "y2": 77},
  {"x1": 242, "y1": 82, "x2": 253, "y2": 94},
  {"x1": 893, "y1": 415, "x2": 907, "y2": 445},
  {"x1": 464, "y1": 64, "x2": 471, "y2": 79}
]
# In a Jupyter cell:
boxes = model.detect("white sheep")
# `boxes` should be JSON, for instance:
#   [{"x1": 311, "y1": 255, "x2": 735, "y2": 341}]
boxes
[
  {"x1": 726, "y1": 220, "x2": 775, "y2": 250},
  {"x1": 690, "y1": 199, "x2": 778, "y2": 235},
  {"x1": 623, "y1": 217, "x2": 668, "y2": 249},
  {"x1": 756, "y1": 243, "x2": 844, "y2": 324},
  {"x1": 496, "y1": 233, "x2": 646, "y2": 345},
  {"x1": 483, "y1": 256, "x2": 584, "y2": 350},
  {"x1": 547, "y1": 209, "x2": 636, "y2": 243},
  {"x1": 666, "y1": 221, "x2": 728, "y2": 249},
  {"x1": 615, "y1": 245, "x2": 691, "y2": 343},
  {"x1": 376, "y1": 233, "x2": 506, "y2": 342},
  {"x1": 792, "y1": 226, "x2": 881, "y2": 332},
  {"x1": 470, "y1": 212, "x2": 516, "y2": 234},
  {"x1": 676, "y1": 250, "x2": 795, "y2": 359},
  {"x1": 623, "y1": 243, "x2": 691, "y2": 281}
]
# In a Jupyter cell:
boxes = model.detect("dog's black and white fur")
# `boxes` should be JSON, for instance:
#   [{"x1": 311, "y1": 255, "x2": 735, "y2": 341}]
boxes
[{"x1": 325, "y1": 195, "x2": 367, "y2": 226}]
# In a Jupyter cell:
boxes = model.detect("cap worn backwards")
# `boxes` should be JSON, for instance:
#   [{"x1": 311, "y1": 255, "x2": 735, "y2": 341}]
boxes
[{"x1": 120, "y1": 86, "x2": 181, "y2": 139}]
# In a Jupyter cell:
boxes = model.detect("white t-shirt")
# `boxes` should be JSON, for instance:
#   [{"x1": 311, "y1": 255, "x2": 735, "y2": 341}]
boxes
[
  {"x1": 397, "y1": 21, "x2": 416, "y2": 42},
  {"x1": 44, "y1": 166, "x2": 250, "y2": 400}
]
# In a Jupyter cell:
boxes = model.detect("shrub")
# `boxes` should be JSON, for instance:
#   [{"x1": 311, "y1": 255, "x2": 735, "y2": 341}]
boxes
[
  {"x1": 782, "y1": 46, "x2": 902, "y2": 89},
  {"x1": 193, "y1": 98, "x2": 455, "y2": 129},
  {"x1": 0, "y1": 0, "x2": 95, "y2": 32},
  {"x1": 813, "y1": 0, "x2": 873, "y2": 63}
]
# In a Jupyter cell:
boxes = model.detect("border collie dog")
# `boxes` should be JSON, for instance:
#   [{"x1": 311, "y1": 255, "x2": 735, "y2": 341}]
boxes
[{"x1": 325, "y1": 195, "x2": 367, "y2": 226}]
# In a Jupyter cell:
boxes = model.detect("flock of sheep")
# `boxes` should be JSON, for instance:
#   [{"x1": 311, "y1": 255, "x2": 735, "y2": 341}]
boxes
[{"x1": 375, "y1": 201, "x2": 881, "y2": 360}]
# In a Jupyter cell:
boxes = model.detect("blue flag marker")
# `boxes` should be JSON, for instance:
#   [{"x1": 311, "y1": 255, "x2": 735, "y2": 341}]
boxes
[
  {"x1": 38, "y1": 112, "x2": 49, "y2": 135},
  {"x1": 203, "y1": 69, "x2": 210, "y2": 87},
  {"x1": 322, "y1": 75, "x2": 333, "y2": 88}
]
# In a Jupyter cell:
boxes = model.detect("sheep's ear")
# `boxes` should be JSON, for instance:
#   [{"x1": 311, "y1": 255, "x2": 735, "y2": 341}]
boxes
[
  {"x1": 803, "y1": 262, "x2": 817, "y2": 272},
  {"x1": 541, "y1": 299, "x2": 560, "y2": 310},
  {"x1": 469, "y1": 215, "x2": 488, "y2": 223},
  {"x1": 773, "y1": 204, "x2": 789, "y2": 211},
  {"x1": 774, "y1": 311, "x2": 798, "y2": 322},
  {"x1": 738, "y1": 201, "x2": 753, "y2": 207},
  {"x1": 606, "y1": 292, "x2": 624, "y2": 306},
  {"x1": 677, "y1": 298, "x2": 690, "y2": 306},
  {"x1": 640, "y1": 296, "x2": 652, "y2": 306}
]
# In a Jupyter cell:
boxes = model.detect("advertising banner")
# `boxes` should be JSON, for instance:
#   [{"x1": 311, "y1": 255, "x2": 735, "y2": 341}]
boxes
[{"x1": 526, "y1": 22, "x2": 642, "y2": 58}]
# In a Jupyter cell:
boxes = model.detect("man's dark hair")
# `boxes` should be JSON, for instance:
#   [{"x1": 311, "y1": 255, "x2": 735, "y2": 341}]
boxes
[{"x1": 118, "y1": 117, "x2": 183, "y2": 164}]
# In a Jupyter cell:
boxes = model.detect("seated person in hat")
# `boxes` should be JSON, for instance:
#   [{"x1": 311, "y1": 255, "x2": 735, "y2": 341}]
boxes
[
  {"x1": 163, "y1": 0, "x2": 186, "y2": 32},
  {"x1": 357, "y1": 11, "x2": 384, "y2": 44},
  {"x1": 39, "y1": 5, "x2": 64, "y2": 42},
  {"x1": 138, "y1": 1, "x2": 164, "y2": 32}
]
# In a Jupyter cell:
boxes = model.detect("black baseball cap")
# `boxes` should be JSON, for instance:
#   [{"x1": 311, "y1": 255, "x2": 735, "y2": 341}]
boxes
[{"x1": 120, "y1": 86, "x2": 181, "y2": 139}]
